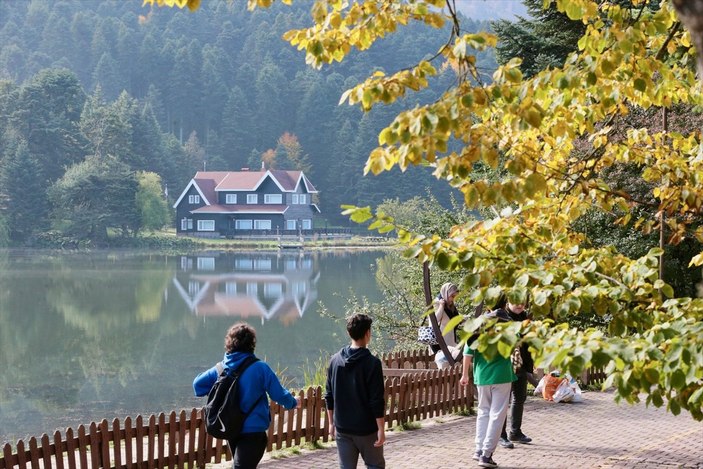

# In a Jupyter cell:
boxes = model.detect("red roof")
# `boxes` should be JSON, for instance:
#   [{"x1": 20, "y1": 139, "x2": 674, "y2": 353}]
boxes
[{"x1": 174, "y1": 169, "x2": 317, "y2": 209}]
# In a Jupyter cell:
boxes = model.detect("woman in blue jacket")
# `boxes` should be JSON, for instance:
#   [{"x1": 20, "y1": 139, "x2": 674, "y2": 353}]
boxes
[{"x1": 193, "y1": 322, "x2": 300, "y2": 469}]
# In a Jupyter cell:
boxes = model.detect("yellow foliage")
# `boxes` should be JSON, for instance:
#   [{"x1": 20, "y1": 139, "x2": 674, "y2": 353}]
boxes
[{"x1": 145, "y1": 0, "x2": 703, "y2": 420}]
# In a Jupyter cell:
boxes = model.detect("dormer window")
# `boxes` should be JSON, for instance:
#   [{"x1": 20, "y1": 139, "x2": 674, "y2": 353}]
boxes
[
  {"x1": 188, "y1": 194, "x2": 200, "y2": 204},
  {"x1": 264, "y1": 194, "x2": 282, "y2": 204},
  {"x1": 226, "y1": 194, "x2": 237, "y2": 204},
  {"x1": 247, "y1": 194, "x2": 258, "y2": 204}
]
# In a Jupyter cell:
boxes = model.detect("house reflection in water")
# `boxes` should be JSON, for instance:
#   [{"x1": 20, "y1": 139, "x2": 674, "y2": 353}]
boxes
[{"x1": 173, "y1": 251, "x2": 320, "y2": 325}]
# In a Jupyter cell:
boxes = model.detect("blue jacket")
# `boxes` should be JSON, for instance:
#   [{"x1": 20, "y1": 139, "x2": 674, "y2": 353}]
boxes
[{"x1": 193, "y1": 352, "x2": 297, "y2": 433}]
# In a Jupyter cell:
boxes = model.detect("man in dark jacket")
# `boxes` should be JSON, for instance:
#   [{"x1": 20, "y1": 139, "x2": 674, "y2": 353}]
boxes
[
  {"x1": 325, "y1": 313, "x2": 385, "y2": 469},
  {"x1": 499, "y1": 302, "x2": 536, "y2": 449}
]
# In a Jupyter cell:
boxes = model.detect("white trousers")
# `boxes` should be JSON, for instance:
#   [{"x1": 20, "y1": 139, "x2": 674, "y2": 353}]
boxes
[{"x1": 475, "y1": 383, "x2": 512, "y2": 458}]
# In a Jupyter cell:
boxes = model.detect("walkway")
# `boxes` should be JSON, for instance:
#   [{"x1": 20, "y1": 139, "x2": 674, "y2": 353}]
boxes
[{"x1": 213, "y1": 390, "x2": 703, "y2": 468}]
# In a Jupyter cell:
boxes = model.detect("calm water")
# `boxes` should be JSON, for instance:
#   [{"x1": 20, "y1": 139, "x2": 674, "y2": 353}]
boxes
[{"x1": 0, "y1": 248, "x2": 386, "y2": 444}]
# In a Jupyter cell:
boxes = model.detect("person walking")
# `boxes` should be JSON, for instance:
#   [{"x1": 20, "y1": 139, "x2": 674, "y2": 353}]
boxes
[
  {"x1": 325, "y1": 313, "x2": 386, "y2": 469},
  {"x1": 499, "y1": 301, "x2": 535, "y2": 448},
  {"x1": 193, "y1": 322, "x2": 301, "y2": 469},
  {"x1": 460, "y1": 309, "x2": 516, "y2": 468}
]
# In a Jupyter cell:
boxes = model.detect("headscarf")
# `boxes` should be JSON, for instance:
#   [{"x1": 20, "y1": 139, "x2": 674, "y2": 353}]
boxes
[
  {"x1": 436, "y1": 282, "x2": 460, "y2": 318},
  {"x1": 439, "y1": 282, "x2": 459, "y2": 302}
]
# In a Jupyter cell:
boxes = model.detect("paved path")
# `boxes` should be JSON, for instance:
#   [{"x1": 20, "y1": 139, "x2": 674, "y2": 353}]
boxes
[{"x1": 212, "y1": 391, "x2": 703, "y2": 468}]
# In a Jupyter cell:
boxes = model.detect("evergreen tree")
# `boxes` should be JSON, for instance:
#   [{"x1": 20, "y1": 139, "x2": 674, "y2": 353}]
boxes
[
  {"x1": 92, "y1": 52, "x2": 121, "y2": 100},
  {"x1": 1, "y1": 138, "x2": 46, "y2": 241},
  {"x1": 11, "y1": 68, "x2": 87, "y2": 185},
  {"x1": 220, "y1": 86, "x2": 253, "y2": 169},
  {"x1": 48, "y1": 155, "x2": 139, "y2": 240},
  {"x1": 253, "y1": 59, "x2": 289, "y2": 150},
  {"x1": 492, "y1": 0, "x2": 585, "y2": 77}
]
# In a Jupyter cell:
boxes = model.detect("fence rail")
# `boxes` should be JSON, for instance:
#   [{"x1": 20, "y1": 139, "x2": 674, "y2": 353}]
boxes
[{"x1": 1, "y1": 355, "x2": 471, "y2": 469}]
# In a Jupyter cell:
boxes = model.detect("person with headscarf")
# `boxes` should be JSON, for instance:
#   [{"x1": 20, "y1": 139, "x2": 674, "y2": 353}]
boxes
[{"x1": 432, "y1": 282, "x2": 463, "y2": 368}]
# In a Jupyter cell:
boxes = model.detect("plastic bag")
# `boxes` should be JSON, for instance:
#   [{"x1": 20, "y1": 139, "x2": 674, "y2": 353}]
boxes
[
  {"x1": 543, "y1": 374, "x2": 566, "y2": 401},
  {"x1": 534, "y1": 376, "x2": 545, "y2": 396},
  {"x1": 570, "y1": 378, "x2": 583, "y2": 403},
  {"x1": 553, "y1": 378, "x2": 575, "y2": 403}
]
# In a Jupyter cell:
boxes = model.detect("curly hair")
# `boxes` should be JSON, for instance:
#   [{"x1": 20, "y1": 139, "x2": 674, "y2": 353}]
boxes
[{"x1": 224, "y1": 322, "x2": 257, "y2": 354}]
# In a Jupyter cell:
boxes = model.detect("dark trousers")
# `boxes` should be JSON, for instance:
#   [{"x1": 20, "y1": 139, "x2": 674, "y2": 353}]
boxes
[
  {"x1": 227, "y1": 432, "x2": 268, "y2": 469},
  {"x1": 501, "y1": 373, "x2": 528, "y2": 438},
  {"x1": 336, "y1": 431, "x2": 385, "y2": 469}
]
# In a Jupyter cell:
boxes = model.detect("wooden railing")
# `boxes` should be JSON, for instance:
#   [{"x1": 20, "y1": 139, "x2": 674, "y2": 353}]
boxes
[{"x1": 0, "y1": 359, "x2": 471, "y2": 469}]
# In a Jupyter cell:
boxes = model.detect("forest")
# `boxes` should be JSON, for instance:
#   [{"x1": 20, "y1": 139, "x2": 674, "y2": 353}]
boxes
[{"x1": 0, "y1": 0, "x2": 496, "y2": 244}]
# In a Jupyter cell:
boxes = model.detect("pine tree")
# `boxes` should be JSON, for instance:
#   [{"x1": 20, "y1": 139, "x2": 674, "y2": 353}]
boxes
[
  {"x1": 492, "y1": 0, "x2": 585, "y2": 77},
  {"x1": 1, "y1": 138, "x2": 46, "y2": 241}
]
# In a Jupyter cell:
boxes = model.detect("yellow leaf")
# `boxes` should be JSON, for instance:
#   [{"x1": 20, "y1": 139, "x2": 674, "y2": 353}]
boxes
[{"x1": 525, "y1": 107, "x2": 543, "y2": 128}]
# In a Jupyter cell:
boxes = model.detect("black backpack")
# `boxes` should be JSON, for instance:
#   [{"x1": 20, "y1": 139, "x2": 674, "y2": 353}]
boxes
[{"x1": 203, "y1": 355, "x2": 261, "y2": 440}]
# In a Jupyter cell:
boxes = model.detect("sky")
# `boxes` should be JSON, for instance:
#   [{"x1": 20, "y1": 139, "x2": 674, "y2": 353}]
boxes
[{"x1": 454, "y1": 0, "x2": 528, "y2": 21}]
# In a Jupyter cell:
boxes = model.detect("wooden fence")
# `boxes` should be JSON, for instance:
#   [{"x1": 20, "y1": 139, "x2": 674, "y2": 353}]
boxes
[{"x1": 0, "y1": 361, "x2": 470, "y2": 469}]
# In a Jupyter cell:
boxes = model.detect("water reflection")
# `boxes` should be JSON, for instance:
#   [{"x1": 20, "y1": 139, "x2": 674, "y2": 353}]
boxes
[
  {"x1": 0, "y1": 249, "x2": 383, "y2": 444},
  {"x1": 173, "y1": 251, "x2": 320, "y2": 324}
]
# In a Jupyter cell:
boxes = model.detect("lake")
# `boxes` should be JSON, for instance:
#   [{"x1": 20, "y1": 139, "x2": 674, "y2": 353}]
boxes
[{"x1": 0, "y1": 248, "x2": 386, "y2": 444}]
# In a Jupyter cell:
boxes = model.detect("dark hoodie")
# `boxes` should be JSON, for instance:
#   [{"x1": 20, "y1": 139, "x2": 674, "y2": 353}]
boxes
[{"x1": 324, "y1": 345, "x2": 385, "y2": 435}]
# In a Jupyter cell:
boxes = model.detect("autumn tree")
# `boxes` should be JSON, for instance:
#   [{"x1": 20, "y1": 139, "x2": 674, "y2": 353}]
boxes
[{"x1": 149, "y1": 0, "x2": 703, "y2": 420}]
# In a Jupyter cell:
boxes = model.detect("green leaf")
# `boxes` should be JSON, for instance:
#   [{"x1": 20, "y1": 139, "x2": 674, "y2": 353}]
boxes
[
  {"x1": 651, "y1": 390, "x2": 664, "y2": 408},
  {"x1": 671, "y1": 369, "x2": 686, "y2": 390},
  {"x1": 436, "y1": 251, "x2": 451, "y2": 270},
  {"x1": 534, "y1": 290, "x2": 548, "y2": 306},
  {"x1": 633, "y1": 78, "x2": 646, "y2": 92},
  {"x1": 643, "y1": 368, "x2": 660, "y2": 384},
  {"x1": 669, "y1": 398, "x2": 681, "y2": 416}
]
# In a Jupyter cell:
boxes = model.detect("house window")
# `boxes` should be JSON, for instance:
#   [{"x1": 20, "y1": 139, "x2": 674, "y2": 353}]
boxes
[
  {"x1": 264, "y1": 194, "x2": 282, "y2": 204},
  {"x1": 302, "y1": 219, "x2": 312, "y2": 230},
  {"x1": 225, "y1": 282, "x2": 237, "y2": 295},
  {"x1": 247, "y1": 194, "x2": 258, "y2": 204},
  {"x1": 226, "y1": 194, "x2": 237, "y2": 204},
  {"x1": 180, "y1": 218, "x2": 193, "y2": 230},
  {"x1": 246, "y1": 282, "x2": 258, "y2": 295},
  {"x1": 291, "y1": 194, "x2": 299, "y2": 204},
  {"x1": 235, "y1": 258, "x2": 253, "y2": 270},
  {"x1": 286, "y1": 220, "x2": 296, "y2": 230},
  {"x1": 299, "y1": 194, "x2": 307, "y2": 204},
  {"x1": 180, "y1": 257, "x2": 193, "y2": 270},
  {"x1": 254, "y1": 219, "x2": 271, "y2": 230},
  {"x1": 197, "y1": 220, "x2": 215, "y2": 231},
  {"x1": 254, "y1": 258, "x2": 272, "y2": 270},
  {"x1": 264, "y1": 282, "x2": 283, "y2": 297},
  {"x1": 196, "y1": 257, "x2": 215, "y2": 270},
  {"x1": 188, "y1": 194, "x2": 200, "y2": 204},
  {"x1": 235, "y1": 219, "x2": 253, "y2": 230},
  {"x1": 293, "y1": 281, "x2": 307, "y2": 296}
]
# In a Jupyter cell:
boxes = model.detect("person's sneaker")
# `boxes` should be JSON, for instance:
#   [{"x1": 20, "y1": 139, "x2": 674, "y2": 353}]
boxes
[
  {"x1": 472, "y1": 449, "x2": 482, "y2": 461},
  {"x1": 498, "y1": 437, "x2": 514, "y2": 449},
  {"x1": 478, "y1": 455, "x2": 498, "y2": 467},
  {"x1": 509, "y1": 433, "x2": 532, "y2": 444}
]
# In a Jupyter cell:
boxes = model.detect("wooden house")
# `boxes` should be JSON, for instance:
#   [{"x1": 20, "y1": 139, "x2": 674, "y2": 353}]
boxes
[{"x1": 173, "y1": 169, "x2": 319, "y2": 238}]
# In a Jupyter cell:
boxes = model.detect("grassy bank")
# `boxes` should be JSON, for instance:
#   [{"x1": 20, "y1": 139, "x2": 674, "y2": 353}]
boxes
[{"x1": 21, "y1": 229, "x2": 398, "y2": 251}]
